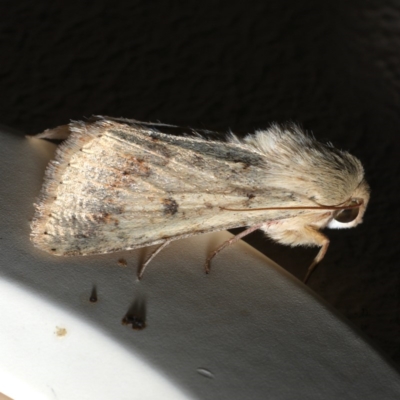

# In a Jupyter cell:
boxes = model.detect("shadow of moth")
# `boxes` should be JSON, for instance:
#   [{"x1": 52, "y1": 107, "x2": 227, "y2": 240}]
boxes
[{"x1": 31, "y1": 116, "x2": 370, "y2": 282}]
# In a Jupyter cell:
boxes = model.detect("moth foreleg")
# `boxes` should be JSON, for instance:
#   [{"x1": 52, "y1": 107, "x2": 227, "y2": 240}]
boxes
[
  {"x1": 205, "y1": 223, "x2": 265, "y2": 274},
  {"x1": 303, "y1": 233, "x2": 329, "y2": 283},
  {"x1": 138, "y1": 240, "x2": 172, "y2": 280},
  {"x1": 294, "y1": 226, "x2": 330, "y2": 283},
  {"x1": 268, "y1": 225, "x2": 329, "y2": 283}
]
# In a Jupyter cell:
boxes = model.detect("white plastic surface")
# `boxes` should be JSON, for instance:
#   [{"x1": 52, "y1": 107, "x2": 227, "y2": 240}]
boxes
[
  {"x1": 1, "y1": 128, "x2": 400, "y2": 399},
  {"x1": 0, "y1": 279, "x2": 190, "y2": 400}
]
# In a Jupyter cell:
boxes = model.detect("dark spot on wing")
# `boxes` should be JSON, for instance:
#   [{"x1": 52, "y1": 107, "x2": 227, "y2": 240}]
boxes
[
  {"x1": 146, "y1": 141, "x2": 172, "y2": 160},
  {"x1": 246, "y1": 193, "x2": 256, "y2": 199},
  {"x1": 93, "y1": 212, "x2": 112, "y2": 223},
  {"x1": 113, "y1": 206, "x2": 124, "y2": 215},
  {"x1": 91, "y1": 211, "x2": 120, "y2": 228},
  {"x1": 162, "y1": 198, "x2": 179, "y2": 215},
  {"x1": 128, "y1": 157, "x2": 151, "y2": 177},
  {"x1": 191, "y1": 154, "x2": 206, "y2": 168},
  {"x1": 75, "y1": 234, "x2": 89, "y2": 239}
]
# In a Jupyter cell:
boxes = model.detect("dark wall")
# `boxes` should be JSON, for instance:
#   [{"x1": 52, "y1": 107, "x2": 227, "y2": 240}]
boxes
[{"x1": 2, "y1": 1, "x2": 399, "y2": 365}]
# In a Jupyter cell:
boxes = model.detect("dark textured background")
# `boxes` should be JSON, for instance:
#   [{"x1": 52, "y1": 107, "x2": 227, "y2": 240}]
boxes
[{"x1": 1, "y1": 1, "x2": 399, "y2": 366}]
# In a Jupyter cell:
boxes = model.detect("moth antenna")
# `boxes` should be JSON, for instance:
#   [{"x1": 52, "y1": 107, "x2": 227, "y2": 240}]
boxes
[{"x1": 220, "y1": 199, "x2": 363, "y2": 212}]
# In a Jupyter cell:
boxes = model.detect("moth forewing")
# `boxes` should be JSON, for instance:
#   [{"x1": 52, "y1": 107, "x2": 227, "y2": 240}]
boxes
[{"x1": 31, "y1": 117, "x2": 369, "y2": 282}]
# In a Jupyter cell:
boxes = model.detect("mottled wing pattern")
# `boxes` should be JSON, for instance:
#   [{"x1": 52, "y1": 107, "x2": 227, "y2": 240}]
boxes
[{"x1": 30, "y1": 119, "x2": 345, "y2": 256}]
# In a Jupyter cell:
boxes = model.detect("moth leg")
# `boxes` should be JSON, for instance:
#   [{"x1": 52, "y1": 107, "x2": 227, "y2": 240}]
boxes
[
  {"x1": 303, "y1": 235, "x2": 330, "y2": 283},
  {"x1": 205, "y1": 223, "x2": 264, "y2": 274},
  {"x1": 268, "y1": 225, "x2": 330, "y2": 282},
  {"x1": 137, "y1": 240, "x2": 172, "y2": 280},
  {"x1": 292, "y1": 226, "x2": 329, "y2": 283}
]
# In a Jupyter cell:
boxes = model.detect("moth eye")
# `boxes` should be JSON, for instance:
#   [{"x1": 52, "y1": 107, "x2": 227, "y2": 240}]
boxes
[{"x1": 334, "y1": 207, "x2": 359, "y2": 223}]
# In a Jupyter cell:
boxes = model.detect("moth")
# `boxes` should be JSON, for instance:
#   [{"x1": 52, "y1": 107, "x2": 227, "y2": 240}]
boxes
[{"x1": 31, "y1": 116, "x2": 370, "y2": 282}]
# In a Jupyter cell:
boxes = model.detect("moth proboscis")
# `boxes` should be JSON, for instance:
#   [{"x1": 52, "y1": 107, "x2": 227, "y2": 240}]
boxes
[{"x1": 30, "y1": 116, "x2": 370, "y2": 283}]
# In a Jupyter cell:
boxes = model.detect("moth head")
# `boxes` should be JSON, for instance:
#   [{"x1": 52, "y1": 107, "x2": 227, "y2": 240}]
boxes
[{"x1": 327, "y1": 179, "x2": 370, "y2": 229}]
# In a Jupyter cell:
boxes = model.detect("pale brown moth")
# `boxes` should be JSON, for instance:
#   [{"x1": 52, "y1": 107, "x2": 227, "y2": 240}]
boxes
[{"x1": 31, "y1": 116, "x2": 370, "y2": 282}]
